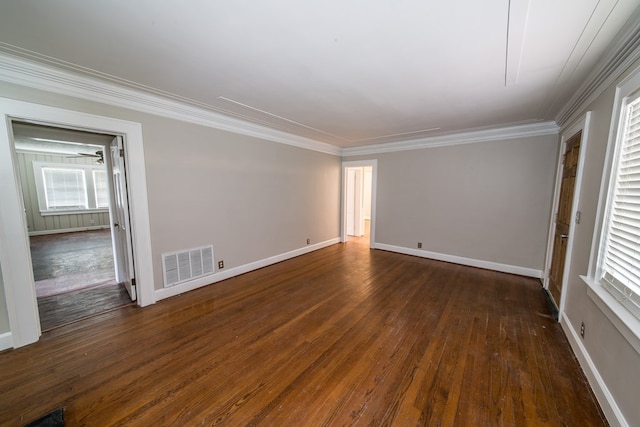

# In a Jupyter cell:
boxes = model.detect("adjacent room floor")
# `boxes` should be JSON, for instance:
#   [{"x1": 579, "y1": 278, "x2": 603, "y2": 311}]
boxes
[
  {"x1": 30, "y1": 229, "x2": 116, "y2": 297},
  {"x1": 29, "y1": 229, "x2": 132, "y2": 331},
  {"x1": 1, "y1": 236, "x2": 606, "y2": 426}
]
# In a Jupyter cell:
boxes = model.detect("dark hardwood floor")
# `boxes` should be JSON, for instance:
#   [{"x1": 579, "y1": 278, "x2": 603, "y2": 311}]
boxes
[
  {"x1": 0, "y1": 237, "x2": 606, "y2": 426},
  {"x1": 30, "y1": 229, "x2": 115, "y2": 297},
  {"x1": 37, "y1": 283, "x2": 134, "y2": 332},
  {"x1": 29, "y1": 229, "x2": 132, "y2": 331}
]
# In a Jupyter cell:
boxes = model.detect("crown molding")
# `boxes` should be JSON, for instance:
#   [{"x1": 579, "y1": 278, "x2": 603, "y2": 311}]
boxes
[
  {"x1": 341, "y1": 121, "x2": 559, "y2": 156},
  {"x1": 0, "y1": 51, "x2": 561, "y2": 159},
  {"x1": 0, "y1": 52, "x2": 342, "y2": 156},
  {"x1": 555, "y1": 12, "x2": 640, "y2": 128}
]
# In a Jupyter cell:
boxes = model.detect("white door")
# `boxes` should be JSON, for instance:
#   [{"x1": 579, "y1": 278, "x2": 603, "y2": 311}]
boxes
[
  {"x1": 108, "y1": 136, "x2": 136, "y2": 300},
  {"x1": 353, "y1": 168, "x2": 364, "y2": 237}
]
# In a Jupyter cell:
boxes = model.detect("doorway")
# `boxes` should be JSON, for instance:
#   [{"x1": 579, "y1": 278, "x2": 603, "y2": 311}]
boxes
[
  {"x1": 342, "y1": 160, "x2": 377, "y2": 248},
  {"x1": 11, "y1": 122, "x2": 135, "y2": 330},
  {"x1": 0, "y1": 97, "x2": 153, "y2": 348}
]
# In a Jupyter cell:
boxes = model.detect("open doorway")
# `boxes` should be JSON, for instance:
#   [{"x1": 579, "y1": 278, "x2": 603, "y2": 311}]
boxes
[
  {"x1": 342, "y1": 160, "x2": 377, "y2": 248},
  {"x1": 11, "y1": 122, "x2": 135, "y2": 331}
]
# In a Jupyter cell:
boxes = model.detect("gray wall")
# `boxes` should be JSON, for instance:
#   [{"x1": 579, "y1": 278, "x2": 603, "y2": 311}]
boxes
[
  {"x1": 559, "y1": 57, "x2": 640, "y2": 426},
  {"x1": 15, "y1": 151, "x2": 110, "y2": 234},
  {"x1": 144, "y1": 120, "x2": 342, "y2": 280},
  {"x1": 349, "y1": 134, "x2": 559, "y2": 271}
]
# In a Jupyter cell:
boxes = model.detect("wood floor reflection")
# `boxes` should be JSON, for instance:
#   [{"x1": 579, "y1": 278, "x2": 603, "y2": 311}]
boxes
[{"x1": 1, "y1": 241, "x2": 606, "y2": 426}]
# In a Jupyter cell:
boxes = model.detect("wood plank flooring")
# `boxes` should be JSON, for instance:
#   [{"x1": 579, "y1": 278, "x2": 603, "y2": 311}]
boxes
[
  {"x1": 37, "y1": 283, "x2": 134, "y2": 332},
  {"x1": 30, "y1": 229, "x2": 115, "y2": 297},
  {"x1": 0, "y1": 239, "x2": 606, "y2": 426}
]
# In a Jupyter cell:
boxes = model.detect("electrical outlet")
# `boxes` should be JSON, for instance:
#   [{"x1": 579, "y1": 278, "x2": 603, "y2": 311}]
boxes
[
  {"x1": 218, "y1": 260, "x2": 224, "y2": 269},
  {"x1": 417, "y1": 242, "x2": 422, "y2": 249},
  {"x1": 580, "y1": 322, "x2": 585, "y2": 338},
  {"x1": 306, "y1": 238, "x2": 310, "y2": 245}
]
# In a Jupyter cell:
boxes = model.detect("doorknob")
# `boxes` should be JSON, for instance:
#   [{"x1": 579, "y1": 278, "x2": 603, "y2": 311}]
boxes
[
  {"x1": 114, "y1": 223, "x2": 120, "y2": 228},
  {"x1": 561, "y1": 234, "x2": 568, "y2": 239}
]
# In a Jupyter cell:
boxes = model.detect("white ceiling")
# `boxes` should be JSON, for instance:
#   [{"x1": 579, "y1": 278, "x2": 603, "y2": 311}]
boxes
[{"x1": 1, "y1": 0, "x2": 639, "y2": 148}]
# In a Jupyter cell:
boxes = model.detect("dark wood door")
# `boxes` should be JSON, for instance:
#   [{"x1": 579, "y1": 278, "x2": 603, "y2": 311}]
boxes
[{"x1": 548, "y1": 130, "x2": 581, "y2": 309}]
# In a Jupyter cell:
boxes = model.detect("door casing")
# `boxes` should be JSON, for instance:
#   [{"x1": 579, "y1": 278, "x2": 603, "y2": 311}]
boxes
[
  {"x1": 341, "y1": 159, "x2": 377, "y2": 248},
  {"x1": 543, "y1": 112, "x2": 591, "y2": 316}
]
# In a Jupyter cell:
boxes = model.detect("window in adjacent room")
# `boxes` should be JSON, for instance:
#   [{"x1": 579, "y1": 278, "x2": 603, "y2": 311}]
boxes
[
  {"x1": 42, "y1": 167, "x2": 88, "y2": 210},
  {"x1": 33, "y1": 162, "x2": 109, "y2": 214}
]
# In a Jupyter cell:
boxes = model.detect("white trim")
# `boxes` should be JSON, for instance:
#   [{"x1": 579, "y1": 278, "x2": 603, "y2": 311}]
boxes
[
  {"x1": 155, "y1": 238, "x2": 340, "y2": 301},
  {"x1": 0, "y1": 331, "x2": 13, "y2": 351},
  {"x1": 341, "y1": 121, "x2": 559, "y2": 156},
  {"x1": 375, "y1": 243, "x2": 542, "y2": 278},
  {"x1": 28, "y1": 225, "x2": 110, "y2": 237},
  {"x1": 542, "y1": 113, "x2": 591, "y2": 314},
  {"x1": 542, "y1": 136, "x2": 565, "y2": 290},
  {"x1": 38, "y1": 209, "x2": 109, "y2": 217},
  {"x1": 0, "y1": 52, "x2": 342, "y2": 157},
  {"x1": 341, "y1": 160, "x2": 378, "y2": 249},
  {"x1": 560, "y1": 313, "x2": 629, "y2": 427},
  {"x1": 0, "y1": 98, "x2": 155, "y2": 348}
]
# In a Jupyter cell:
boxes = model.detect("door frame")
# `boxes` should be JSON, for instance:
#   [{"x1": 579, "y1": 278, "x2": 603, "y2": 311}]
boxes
[
  {"x1": 543, "y1": 112, "x2": 591, "y2": 315},
  {"x1": 341, "y1": 159, "x2": 377, "y2": 248},
  {"x1": 0, "y1": 98, "x2": 155, "y2": 348}
]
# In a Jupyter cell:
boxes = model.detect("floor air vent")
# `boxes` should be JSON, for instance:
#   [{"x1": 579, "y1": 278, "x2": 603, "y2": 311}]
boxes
[{"x1": 162, "y1": 245, "x2": 214, "y2": 288}]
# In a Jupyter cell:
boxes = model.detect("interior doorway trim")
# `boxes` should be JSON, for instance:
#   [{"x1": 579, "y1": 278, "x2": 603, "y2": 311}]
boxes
[
  {"x1": 543, "y1": 111, "x2": 591, "y2": 316},
  {"x1": 0, "y1": 97, "x2": 155, "y2": 348},
  {"x1": 341, "y1": 159, "x2": 378, "y2": 248}
]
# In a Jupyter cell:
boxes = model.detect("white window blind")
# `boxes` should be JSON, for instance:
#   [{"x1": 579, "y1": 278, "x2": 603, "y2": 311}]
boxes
[
  {"x1": 601, "y1": 94, "x2": 640, "y2": 319},
  {"x1": 42, "y1": 167, "x2": 88, "y2": 210},
  {"x1": 93, "y1": 169, "x2": 110, "y2": 208}
]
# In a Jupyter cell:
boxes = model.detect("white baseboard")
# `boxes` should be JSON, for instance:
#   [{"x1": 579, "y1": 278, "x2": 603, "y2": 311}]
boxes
[
  {"x1": 560, "y1": 313, "x2": 628, "y2": 427},
  {"x1": 374, "y1": 243, "x2": 543, "y2": 278},
  {"x1": 0, "y1": 331, "x2": 13, "y2": 351},
  {"x1": 28, "y1": 225, "x2": 110, "y2": 236},
  {"x1": 155, "y1": 238, "x2": 341, "y2": 301}
]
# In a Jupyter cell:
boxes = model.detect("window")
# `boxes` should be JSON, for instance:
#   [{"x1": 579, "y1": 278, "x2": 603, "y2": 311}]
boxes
[
  {"x1": 42, "y1": 167, "x2": 88, "y2": 210},
  {"x1": 599, "y1": 92, "x2": 640, "y2": 320},
  {"x1": 584, "y1": 67, "x2": 640, "y2": 349},
  {"x1": 33, "y1": 162, "x2": 109, "y2": 214}
]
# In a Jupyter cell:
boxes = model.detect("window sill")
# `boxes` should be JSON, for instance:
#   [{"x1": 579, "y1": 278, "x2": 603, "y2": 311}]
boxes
[
  {"x1": 39, "y1": 208, "x2": 109, "y2": 216},
  {"x1": 581, "y1": 275, "x2": 640, "y2": 356}
]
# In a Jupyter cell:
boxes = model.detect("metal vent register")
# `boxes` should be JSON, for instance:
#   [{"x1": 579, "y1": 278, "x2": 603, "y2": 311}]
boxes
[{"x1": 162, "y1": 245, "x2": 214, "y2": 287}]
